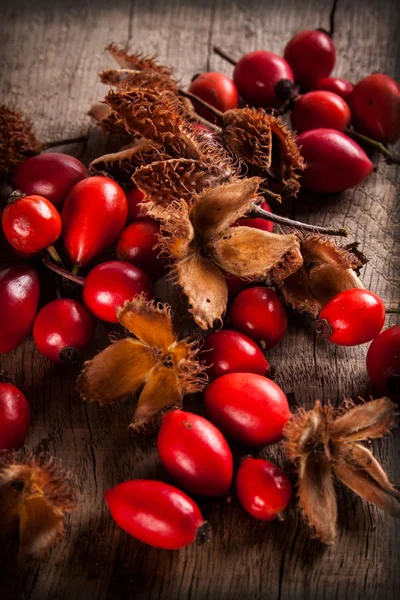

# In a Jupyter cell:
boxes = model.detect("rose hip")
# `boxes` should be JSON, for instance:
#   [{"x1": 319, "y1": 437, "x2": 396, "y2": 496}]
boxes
[
  {"x1": 157, "y1": 409, "x2": 233, "y2": 496},
  {"x1": 116, "y1": 219, "x2": 166, "y2": 281},
  {"x1": 0, "y1": 382, "x2": 30, "y2": 451},
  {"x1": 314, "y1": 77, "x2": 353, "y2": 100},
  {"x1": 33, "y1": 299, "x2": 95, "y2": 364},
  {"x1": 11, "y1": 152, "x2": 88, "y2": 209},
  {"x1": 104, "y1": 479, "x2": 210, "y2": 549},
  {"x1": 366, "y1": 326, "x2": 400, "y2": 400},
  {"x1": 230, "y1": 287, "x2": 287, "y2": 349},
  {"x1": 204, "y1": 373, "x2": 291, "y2": 446},
  {"x1": 316, "y1": 289, "x2": 385, "y2": 346},
  {"x1": 291, "y1": 91, "x2": 351, "y2": 133},
  {"x1": 284, "y1": 30, "x2": 336, "y2": 89},
  {"x1": 126, "y1": 187, "x2": 146, "y2": 222},
  {"x1": 236, "y1": 457, "x2": 292, "y2": 520},
  {"x1": 202, "y1": 329, "x2": 269, "y2": 380},
  {"x1": 188, "y1": 72, "x2": 239, "y2": 122}
]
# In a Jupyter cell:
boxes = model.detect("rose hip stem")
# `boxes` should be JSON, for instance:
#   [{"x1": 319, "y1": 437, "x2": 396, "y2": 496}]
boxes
[
  {"x1": 213, "y1": 46, "x2": 237, "y2": 66},
  {"x1": 41, "y1": 135, "x2": 88, "y2": 150},
  {"x1": 42, "y1": 258, "x2": 85, "y2": 286},
  {"x1": 344, "y1": 129, "x2": 400, "y2": 165},
  {"x1": 46, "y1": 244, "x2": 64, "y2": 267}
]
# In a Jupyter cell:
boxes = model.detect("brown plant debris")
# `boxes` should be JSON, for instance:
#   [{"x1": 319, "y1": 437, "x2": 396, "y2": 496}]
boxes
[
  {"x1": 77, "y1": 295, "x2": 207, "y2": 431},
  {"x1": 0, "y1": 106, "x2": 41, "y2": 177},
  {"x1": 0, "y1": 451, "x2": 77, "y2": 559},
  {"x1": 283, "y1": 398, "x2": 399, "y2": 544},
  {"x1": 106, "y1": 43, "x2": 173, "y2": 78}
]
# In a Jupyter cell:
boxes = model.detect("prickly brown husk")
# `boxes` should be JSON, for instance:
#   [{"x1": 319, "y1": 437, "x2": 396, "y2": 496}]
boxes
[
  {"x1": 106, "y1": 43, "x2": 173, "y2": 78},
  {"x1": 0, "y1": 106, "x2": 40, "y2": 177},
  {"x1": 283, "y1": 398, "x2": 399, "y2": 544}
]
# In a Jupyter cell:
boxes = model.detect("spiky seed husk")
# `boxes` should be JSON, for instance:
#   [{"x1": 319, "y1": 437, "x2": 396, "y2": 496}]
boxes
[
  {"x1": 89, "y1": 140, "x2": 167, "y2": 181},
  {"x1": 106, "y1": 43, "x2": 173, "y2": 78},
  {"x1": 100, "y1": 68, "x2": 178, "y2": 94},
  {"x1": 0, "y1": 106, "x2": 40, "y2": 177}
]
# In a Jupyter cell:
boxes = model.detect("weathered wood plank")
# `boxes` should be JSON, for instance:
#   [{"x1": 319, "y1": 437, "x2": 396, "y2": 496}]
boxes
[{"x1": 0, "y1": 0, "x2": 399, "y2": 599}]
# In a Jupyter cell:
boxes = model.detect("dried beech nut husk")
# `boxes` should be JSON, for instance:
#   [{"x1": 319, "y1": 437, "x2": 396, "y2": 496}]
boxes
[
  {"x1": 106, "y1": 43, "x2": 174, "y2": 78},
  {"x1": 100, "y1": 68, "x2": 179, "y2": 94},
  {"x1": 278, "y1": 236, "x2": 365, "y2": 317},
  {"x1": 77, "y1": 294, "x2": 207, "y2": 432},
  {"x1": 0, "y1": 451, "x2": 77, "y2": 559},
  {"x1": 283, "y1": 397, "x2": 400, "y2": 544},
  {"x1": 0, "y1": 106, "x2": 41, "y2": 177}
]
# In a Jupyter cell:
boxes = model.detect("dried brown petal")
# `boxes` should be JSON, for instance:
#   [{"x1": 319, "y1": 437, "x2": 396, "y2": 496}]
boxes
[
  {"x1": 0, "y1": 106, "x2": 40, "y2": 177},
  {"x1": 77, "y1": 338, "x2": 155, "y2": 405},
  {"x1": 100, "y1": 68, "x2": 178, "y2": 93},
  {"x1": 174, "y1": 252, "x2": 228, "y2": 329},
  {"x1": 329, "y1": 398, "x2": 397, "y2": 442},
  {"x1": 212, "y1": 227, "x2": 302, "y2": 281},
  {"x1": 0, "y1": 452, "x2": 77, "y2": 559},
  {"x1": 332, "y1": 442, "x2": 400, "y2": 517},
  {"x1": 106, "y1": 43, "x2": 173, "y2": 78},
  {"x1": 117, "y1": 296, "x2": 176, "y2": 352}
]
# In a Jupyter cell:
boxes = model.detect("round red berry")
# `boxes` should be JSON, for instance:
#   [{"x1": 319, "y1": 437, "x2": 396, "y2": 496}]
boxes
[
  {"x1": 284, "y1": 29, "x2": 336, "y2": 89},
  {"x1": 291, "y1": 91, "x2": 351, "y2": 133}
]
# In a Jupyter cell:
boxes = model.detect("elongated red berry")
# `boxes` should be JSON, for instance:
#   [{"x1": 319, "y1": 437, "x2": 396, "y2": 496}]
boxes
[
  {"x1": 298, "y1": 129, "x2": 374, "y2": 193},
  {"x1": 236, "y1": 457, "x2": 292, "y2": 520},
  {"x1": 0, "y1": 382, "x2": 30, "y2": 451},
  {"x1": 157, "y1": 410, "x2": 233, "y2": 496},
  {"x1": 284, "y1": 30, "x2": 336, "y2": 89},
  {"x1": 316, "y1": 288, "x2": 385, "y2": 346},
  {"x1": 366, "y1": 326, "x2": 400, "y2": 400},
  {"x1": 105, "y1": 480, "x2": 210, "y2": 549}
]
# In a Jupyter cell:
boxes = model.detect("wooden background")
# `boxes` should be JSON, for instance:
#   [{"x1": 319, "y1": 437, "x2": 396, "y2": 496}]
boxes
[{"x1": 1, "y1": 0, "x2": 399, "y2": 598}]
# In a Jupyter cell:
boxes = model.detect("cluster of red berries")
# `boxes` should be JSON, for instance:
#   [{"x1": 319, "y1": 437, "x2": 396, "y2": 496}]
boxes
[{"x1": 189, "y1": 29, "x2": 400, "y2": 193}]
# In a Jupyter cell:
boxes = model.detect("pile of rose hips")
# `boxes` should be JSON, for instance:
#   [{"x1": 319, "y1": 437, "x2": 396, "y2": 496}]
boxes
[
  {"x1": 1, "y1": 29, "x2": 399, "y2": 552},
  {"x1": 190, "y1": 29, "x2": 400, "y2": 193}
]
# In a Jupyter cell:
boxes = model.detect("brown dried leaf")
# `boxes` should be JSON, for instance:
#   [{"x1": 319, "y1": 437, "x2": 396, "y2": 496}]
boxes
[
  {"x1": 117, "y1": 296, "x2": 176, "y2": 352},
  {"x1": 106, "y1": 43, "x2": 173, "y2": 77},
  {"x1": 332, "y1": 442, "x2": 400, "y2": 516},
  {"x1": 0, "y1": 106, "x2": 41, "y2": 177},
  {"x1": 77, "y1": 338, "x2": 155, "y2": 405},
  {"x1": 174, "y1": 252, "x2": 228, "y2": 329},
  {"x1": 329, "y1": 398, "x2": 397, "y2": 442},
  {"x1": 212, "y1": 227, "x2": 302, "y2": 281}
]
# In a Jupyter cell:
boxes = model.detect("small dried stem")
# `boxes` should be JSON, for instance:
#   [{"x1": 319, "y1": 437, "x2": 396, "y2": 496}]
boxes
[
  {"x1": 41, "y1": 135, "x2": 88, "y2": 150},
  {"x1": 251, "y1": 204, "x2": 348, "y2": 237},
  {"x1": 345, "y1": 129, "x2": 400, "y2": 165},
  {"x1": 42, "y1": 258, "x2": 85, "y2": 286},
  {"x1": 213, "y1": 46, "x2": 238, "y2": 66},
  {"x1": 179, "y1": 90, "x2": 223, "y2": 120},
  {"x1": 46, "y1": 245, "x2": 64, "y2": 267}
]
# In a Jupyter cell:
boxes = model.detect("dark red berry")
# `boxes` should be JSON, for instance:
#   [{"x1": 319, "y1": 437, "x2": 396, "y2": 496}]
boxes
[
  {"x1": 316, "y1": 289, "x2": 385, "y2": 346},
  {"x1": 291, "y1": 91, "x2": 351, "y2": 133},
  {"x1": 126, "y1": 187, "x2": 146, "y2": 222},
  {"x1": 230, "y1": 287, "x2": 287, "y2": 349},
  {"x1": 284, "y1": 29, "x2": 336, "y2": 89},
  {"x1": 233, "y1": 51, "x2": 294, "y2": 108},
  {"x1": 116, "y1": 219, "x2": 166, "y2": 281},
  {"x1": 234, "y1": 201, "x2": 273, "y2": 233},
  {"x1": 366, "y1": 326, "x2": 400, "y2": 400},
  {"x1": 11, "y1": 153, "x2": 88, "y2": 209},
  {"x1": 33, "y1": 299, "x2": 95, "y2": 364},
  {"x1": 236, "y1": 457, "x2": 292, "y2": 520},
  {"x1": 204, "y1": 373, "x2": 291, "y2": 446},
  {"x1": 0, "y1": 382, "x2": 30, "y2": 451},
  {"x1": 105, "y1": 480, "x2": 209, "y2": 549},
  {"x1": 188, "y1": 72, "x2": 239, "y2": 122},
  {"x1": 157, "y1": 409, "x2": 233, "y2": 496},
  {"x1": 223, "y1": 271, "x2": 250, "y2": 297},
  {"x1": 202, "y1": 329, "x2": 270, "y2": 380},
  {"x1": 314, "y1": 77, "x2": 353, "y2": 100},
  {"x1": 83, "y1": 261, "x2": 154, "y2": 323},
  {"x1": 298, "y1": 129, "x2": 374, "y2": 193}
]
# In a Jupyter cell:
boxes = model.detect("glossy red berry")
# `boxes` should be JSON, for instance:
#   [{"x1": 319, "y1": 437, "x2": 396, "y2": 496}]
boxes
[
  {"x1": 234, "y1": 201, "x2": 273, "y2": 233},
  {"x1": 105, "y1": 479, "x2": 210, "y2": 549},
  {"x1": 11, "y1": 153, "x2": 88, "y2": 209},
  {"x1": 314, "y1": 77, "x2": 353, "y2": 100},
  {"x1": 204, "y1": 373, "x2": 291, "y2": 446},
  {"x1": 0, "y1": 265, "x2": 40, "y2": 353},
  {"x1": 2, "y1": 193, "x2": 62, "y2": 254},
  {"x1": 316, "y1": 289, "x2": 385, "y2": 346},
  {"x1": 366, "y1": 326, "x2": 400, "y2": 400},
  {"x1": 83, "y1": 261, "x2": 154, "y2": 323},
  {"x1": 236, "y1": 457, "x2": 292, "y2": 520},
  {"x1": 233, "y1": 51, "x2": 294, "y2": 108},
  {"x1": 298, "y1": 129, "x2": 374, "y2": 193},
  {"x1": 291, "y1": 91, "x2": 351, "y2": 133},
  {"x1": 0, "y1": 382, "x2": 30, "y2": 451},
  {"x1": 348, "y1": 74, "x2": 400, "y2": 144},
  {"x1": 116, "y1": 219, "x2": 166, "y2": 281},
  {"x1": 223, "y1": 271, "x2": 250, "y2": 297},
  {"x1": 62, "y1": 176, "x2": 128, "y2": 268},
  {"x1": 188, "y1": 72, "x2": 239, "y2": 122},
  {"x1": 33, "y1": 299, "x2": 95, "y2": 364},
  {"x1": 126, "y1": 187, "x2": 146, "y2": 222},
  {"x1": 284, "y1": 29, "x2": 336, "y2": 89},
  {"x1": 202, "y1": 329, "x2": 269, "y2": 380},
  {"x1": 230, "y1": 287, "x2": 287, "y2": 349},
  {"x1": 157, "y1": 410, "x2": 233, "y2": 496}
]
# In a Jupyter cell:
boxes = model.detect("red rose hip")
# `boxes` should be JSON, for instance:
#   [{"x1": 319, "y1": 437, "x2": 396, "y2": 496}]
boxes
[
  {"x1": 116, "y1": 219, "x2": 166, "y2": 281},
  {"x1": 104, "y1": 479, "x2": 210, "y2": 549},
  {"x1": 202, "y1": 329, "x2": 269, "y2": 380},
  {"x1": 157, "y1": 410, "x2": 233, "y2": 496},
  {"x1": 284, "y1": 29, "x2": 336, "y2": 89},
  {"x1": 230, "y1": 287, "x2": 287, "y2": 349},
  {"x1": 33, "y1": 299, "x2": 95, "y2": 364},
  {"x1": 236, "y1": 457, "x2": 292, "y2": 520},
  {"x1": 0, "y1": 382, "x2": 30, "y2": 451},
  {"x1": 126, "y1": 187, "x2": 146, "y2": 222},
  {"x1": 316, "y1": 288, "x2": 385, "y2": 346},
  {"x1": 188, "y1": 72, "x2": 239, "y2": 122},
  {"x1": 291, "y1": 91, "x2": 351, "y2": 133},
  {"x1": 314, "y1": 77, "x2": 353, "y2": 100},
  {"x1": 11, "y1": 152, "x2": 88, "y2": 209},
  {"x1": 204, "y1": 373, "x2": 291, "y2": 446},
  {"x1": 83, "y1": 261, "x2": 154, "y2": 323},
  {"x1": 366, "y1": 326, "x2": 400, "y2": 400}
]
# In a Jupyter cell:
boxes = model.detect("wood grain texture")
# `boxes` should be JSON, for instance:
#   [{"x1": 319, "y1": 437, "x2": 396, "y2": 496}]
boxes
[{"x1": 0, "y1": 0, "x2": 399, "y2": 599}]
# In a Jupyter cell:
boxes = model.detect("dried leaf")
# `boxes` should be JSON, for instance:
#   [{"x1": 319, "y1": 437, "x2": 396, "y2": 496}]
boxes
[
  {"x1": 329, "y1": 398, "x2": 397, "y2": 442},
  {"x1": 117, "y1": 296, "x2": 176, "y2": 352},
  {"x1": 77, "y1": 338, "x2": 155, "y2": 405},
  {"x1": 0, "y1": 106, "x2": 40, "y2": 177},
  {"x1": 106, "y1": 43, "x2": 173, "y2": 77},
  {"x1": 212, "y1": 227, "x2": 302, "y2": 281}
]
